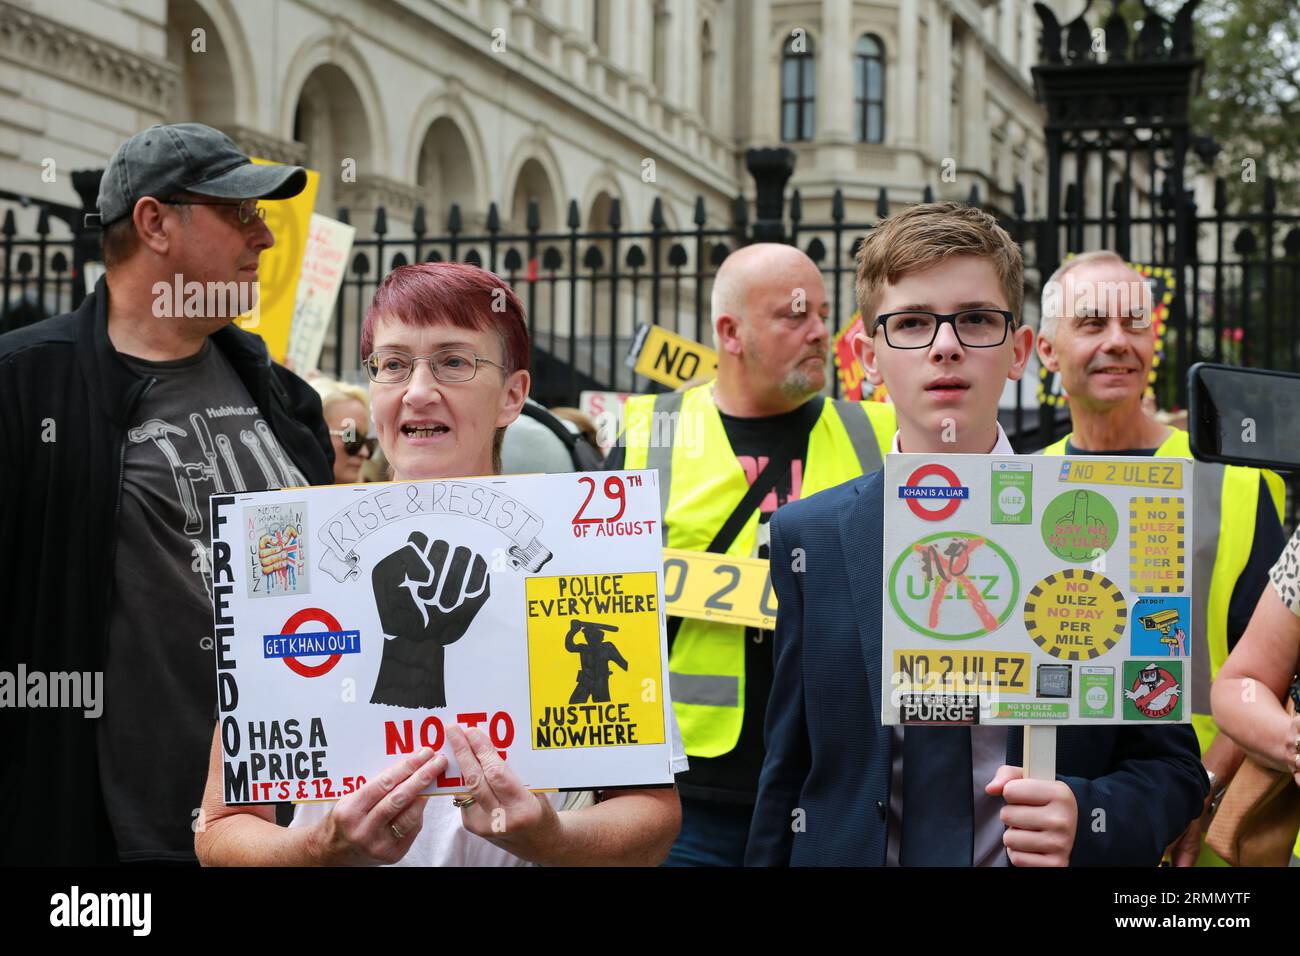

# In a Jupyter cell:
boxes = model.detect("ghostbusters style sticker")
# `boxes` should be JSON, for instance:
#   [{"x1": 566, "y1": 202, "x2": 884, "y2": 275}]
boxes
[{"x1": 1123, "y1": 660, "x2": 1184, "y2": 720}]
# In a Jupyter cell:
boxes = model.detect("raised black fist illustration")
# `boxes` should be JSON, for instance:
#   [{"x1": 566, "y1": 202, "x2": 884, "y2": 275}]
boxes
[{"x1": 370, "y1": 532, "x2": 491, "y2": 708}]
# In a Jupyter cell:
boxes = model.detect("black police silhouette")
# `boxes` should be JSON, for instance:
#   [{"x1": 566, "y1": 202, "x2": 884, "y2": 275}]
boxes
[
  {"x1": 370, "y1": 531, "x2": 491, "y2": 708},
  {"x1": 566, "y1": 619, "x2": 629, "y2": 704}
]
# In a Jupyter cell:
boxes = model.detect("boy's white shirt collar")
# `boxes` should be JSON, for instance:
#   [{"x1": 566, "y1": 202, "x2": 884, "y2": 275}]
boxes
[{"x1": 889, "y1": 423, "x2": 1013, "y2": 455}]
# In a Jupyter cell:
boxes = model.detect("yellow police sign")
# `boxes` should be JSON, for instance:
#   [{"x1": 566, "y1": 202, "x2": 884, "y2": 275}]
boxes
[{"x1": 524, "y1": 572, "x2": 666, "y2": 749}]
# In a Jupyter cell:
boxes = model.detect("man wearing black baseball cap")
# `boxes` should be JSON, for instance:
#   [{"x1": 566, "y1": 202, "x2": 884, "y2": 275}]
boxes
[{"x1": 0, "y1": 123, "x2": 334, "y2": 864}]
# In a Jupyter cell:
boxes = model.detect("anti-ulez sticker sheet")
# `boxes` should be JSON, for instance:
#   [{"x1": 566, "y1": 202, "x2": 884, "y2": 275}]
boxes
[
  {"x1": 881, "y1": 453, "x2": 1193, "y2": 727},
  {"x1": 209, "y1": 471, "x2": 675, "y2": 804}
]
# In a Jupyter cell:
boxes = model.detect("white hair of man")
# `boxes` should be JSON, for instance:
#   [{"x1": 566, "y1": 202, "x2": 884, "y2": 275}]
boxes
[{"x1": 1038, "y1": 250, "x2": 1152, "y2": 342}]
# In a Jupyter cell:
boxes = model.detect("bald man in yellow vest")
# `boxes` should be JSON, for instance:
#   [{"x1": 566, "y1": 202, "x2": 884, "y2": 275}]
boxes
[
  {"x1": 1035, "y1": 250, "x2": 1287, "y2": 866},
  {"x1": 604, "y1": 243, "x2": 895, "y2": 865}
]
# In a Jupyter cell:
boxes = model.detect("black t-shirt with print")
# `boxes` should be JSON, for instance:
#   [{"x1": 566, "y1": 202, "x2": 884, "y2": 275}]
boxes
[
  {"x1": 605, "y1": 401, "x2": 817, "y2": 803},
  {"x1": 100, "y1": 340, "x2": 307, "y2": 862}
]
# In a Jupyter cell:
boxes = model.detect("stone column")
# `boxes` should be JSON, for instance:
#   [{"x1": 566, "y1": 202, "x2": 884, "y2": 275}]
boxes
[
  {"x1": 625, "y1": 2, "x2": 650, "y2": 122},
  {"x1": 926, "y1": 0, "x2": 952, "y2": 161},
  {"x1": 680, "y1": 0, "x2": 699, "y2": 118},
  {"x1": 1000, "y1": 0, "x2": 1017, "y2": 62},
  {"x1": 960, "y1": 23, "x2": 987, "y2": 170},
  {"x1": 819, "y1": 0, "x2": 854, "y2": 146},
  {"x1": 898, "y1": 0, "x2": 920, "y2": 145},
  {"x1": 750, "y1": 0, "x2": 774, "y2": 144}
]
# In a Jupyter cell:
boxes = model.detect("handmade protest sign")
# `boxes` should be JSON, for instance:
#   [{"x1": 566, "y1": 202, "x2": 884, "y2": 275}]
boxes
[
  {"x1": 285, "y1": 213, "x2": 356, "y2": 373},
  {"x1": 881, "y1": 454, "x2": 1193, "y2": 726},
  {"x1": 209, "y1": 471, "x2": 676, "y2": 804}
]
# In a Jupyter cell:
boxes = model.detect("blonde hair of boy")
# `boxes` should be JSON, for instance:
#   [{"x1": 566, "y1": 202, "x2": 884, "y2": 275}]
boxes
[{"x1": 854, "y1": 201, "x2": 1024, "y2": 324}]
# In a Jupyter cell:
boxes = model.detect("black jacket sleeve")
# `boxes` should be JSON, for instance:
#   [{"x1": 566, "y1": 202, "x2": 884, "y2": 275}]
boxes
[{"x1": 1061, "y1": 723, "x2": 1208, "y2": 866}]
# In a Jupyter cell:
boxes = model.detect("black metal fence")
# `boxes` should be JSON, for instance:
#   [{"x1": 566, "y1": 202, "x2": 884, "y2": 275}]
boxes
[
  {"x1": 323, "y1": 172, "x2": 1300, "y2": 434},
  {"x1": 323, "y1": 194, "x2": 747, "y2": 408},
  {"x1": 5, "y1": 173, "x2": 1299, "y2": 440},
  {"x1": 0, "y1": 200, "x2": 77, "y2": 336}
]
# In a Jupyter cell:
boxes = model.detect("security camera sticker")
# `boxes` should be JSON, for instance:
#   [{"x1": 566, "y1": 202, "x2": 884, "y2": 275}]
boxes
[
  {"x1": 246, "y1": 502, "x2": 309, "y2": 598},
  {"x1": 1130, "y1": 595, "x2": 1191, "y2": 657}
]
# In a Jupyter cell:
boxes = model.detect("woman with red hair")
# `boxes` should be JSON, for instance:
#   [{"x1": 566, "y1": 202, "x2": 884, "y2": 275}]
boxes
[{"x1": 196, "y1": 263, "x2": 684, "y2": 866}]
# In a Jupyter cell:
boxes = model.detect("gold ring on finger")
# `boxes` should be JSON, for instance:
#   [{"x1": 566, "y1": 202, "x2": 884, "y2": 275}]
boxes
[
  {"x1": 452, "y1": 794, "x2": 476, "y2": 809},
  {"x1": 390, "y1": 823, "x2": 405, "y2": 840}
]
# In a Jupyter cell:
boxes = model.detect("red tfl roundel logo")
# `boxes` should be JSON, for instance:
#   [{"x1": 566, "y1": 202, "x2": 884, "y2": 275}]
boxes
[
  {"x1": 899, "y1": 464, "x2": 969, "y2": 521},
  {"x1": 280, "y1": 607, "x2": 345, "y2": 678}
]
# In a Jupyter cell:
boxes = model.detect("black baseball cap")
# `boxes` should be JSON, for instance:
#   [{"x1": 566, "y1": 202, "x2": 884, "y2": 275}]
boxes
[{"x1": 88, "y1": 123, "x2": 307, "y2": 227}]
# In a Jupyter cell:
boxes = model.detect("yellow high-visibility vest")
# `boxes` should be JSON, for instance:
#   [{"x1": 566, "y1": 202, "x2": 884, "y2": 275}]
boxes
[{"x1": 623, "y1": 383, "x2": 896, "y2": 757}]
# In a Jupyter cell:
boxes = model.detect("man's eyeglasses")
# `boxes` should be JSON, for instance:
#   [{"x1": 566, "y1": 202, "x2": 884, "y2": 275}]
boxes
[
  {"x1": 363, "y1": 348, "x2": 506, "y2": 385},
  {"x1": 871, "y1": 309, "x2": 1017, "y2": 349},
  {"x1": 329, "y1": 431, "x2": 377, "y2": 457},
  {"x1": 160, "y1": 197, "x2": 266, "y2": 224}
]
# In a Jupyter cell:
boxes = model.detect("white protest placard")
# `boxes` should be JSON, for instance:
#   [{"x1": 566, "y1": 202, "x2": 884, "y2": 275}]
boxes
[
  {"x1": 881, "y1": 454, "x2": 1193, "y2": 727},
  {"x1": 285, "y1": 213, "x2": 355, "y2": 374},
  {"x1": 209, "y1": 470, "x2": 673, "y2": 804}
]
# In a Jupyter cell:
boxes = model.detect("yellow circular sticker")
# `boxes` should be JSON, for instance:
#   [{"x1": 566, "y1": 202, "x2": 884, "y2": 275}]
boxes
[{"x1": 1022, "y1": 569, "x2": 1126, "y2": 661}]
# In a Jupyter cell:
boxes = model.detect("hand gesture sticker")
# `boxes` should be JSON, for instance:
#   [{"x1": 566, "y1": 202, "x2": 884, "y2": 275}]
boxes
[{"x1": 370, "y1": 531, "x2": 491, "y2": 708}]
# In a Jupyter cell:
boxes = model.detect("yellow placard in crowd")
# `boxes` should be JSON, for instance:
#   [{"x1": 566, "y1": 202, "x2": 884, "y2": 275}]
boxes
[
  {"x1": 1057, "y1": 459, "x2": 1183, "y2": 489},
  {"x1": 662, "y1": 548, "x2": 777, "y2": 630},
  {"x1": 891, "y1": 648, "x2": 1032, "y2": 694},
  {"x1": 236, "y1": 158, "x2": 320, "y2": 363},
  {"x1": 525, "y1": 572, "x2": 666, "y2": 749},
  {"x1": 629, "y1": 324, "x2": 718, "y2": 389}
]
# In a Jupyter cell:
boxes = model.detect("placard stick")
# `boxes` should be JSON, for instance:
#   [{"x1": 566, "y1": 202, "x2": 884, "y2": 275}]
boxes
[{"x1": 1023, "y1": 725, "x2": 1056, "y2": 781}]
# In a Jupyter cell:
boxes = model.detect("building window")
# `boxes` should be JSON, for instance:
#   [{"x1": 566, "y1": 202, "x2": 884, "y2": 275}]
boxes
[
  {"x1": 781, "y1": 34, "x2": 815, "y2": 142},
  {"x1": 855, "y1": 33, "x2": 885, "y2": 144}
]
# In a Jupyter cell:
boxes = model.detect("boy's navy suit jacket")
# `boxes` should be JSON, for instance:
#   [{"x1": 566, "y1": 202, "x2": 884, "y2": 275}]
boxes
[{"x1": 746, "y1": 470, "x2": 1209, "y2": 866}]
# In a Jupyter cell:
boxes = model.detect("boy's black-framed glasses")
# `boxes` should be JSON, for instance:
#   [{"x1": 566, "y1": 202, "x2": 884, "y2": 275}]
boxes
[{"x1": 871, "y1": 309, "x2": 1017, "y2": 349}]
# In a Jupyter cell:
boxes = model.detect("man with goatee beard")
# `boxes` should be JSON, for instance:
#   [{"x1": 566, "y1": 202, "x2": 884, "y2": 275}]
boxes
[{"x1": 605, "y1": 243, "x2": 896, "y2": 865}]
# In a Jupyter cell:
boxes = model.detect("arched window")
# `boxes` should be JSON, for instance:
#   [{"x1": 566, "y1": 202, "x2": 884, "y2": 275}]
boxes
[
  {"x1": 781, "y1": 33, "x2": 815, "y2": 141},
  {"x1": 855, "y1": 34, "x2": 885, "y2": 144}
]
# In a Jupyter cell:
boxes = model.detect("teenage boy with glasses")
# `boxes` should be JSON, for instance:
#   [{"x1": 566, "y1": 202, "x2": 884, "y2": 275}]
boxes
[{"x1": 746, "y1": 203, "x2": 1207, "y2": 867}]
